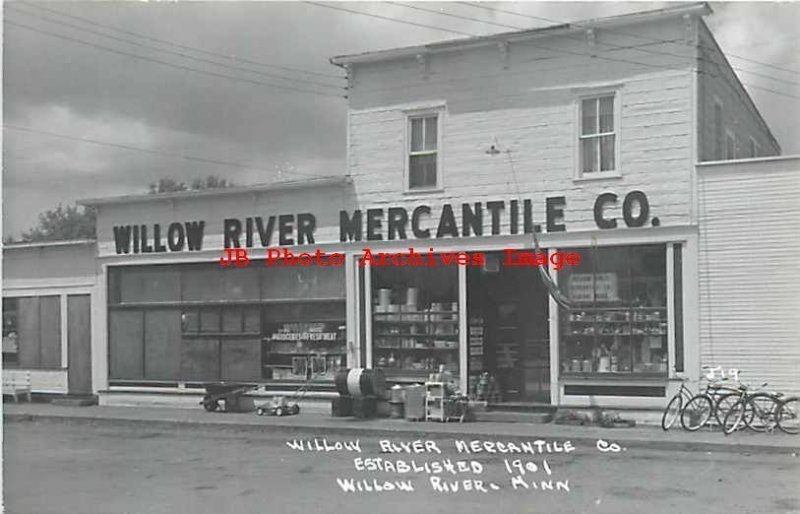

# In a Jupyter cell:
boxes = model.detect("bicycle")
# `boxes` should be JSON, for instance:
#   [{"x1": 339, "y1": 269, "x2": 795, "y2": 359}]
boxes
[
  {"x1": 680, "y1": 378, "x2": 745, "y2": 431},
  {"x1": 721, "y1": 383, "x2": 780, "y2": 435},
  {"x1": 776, "y1": 396, "x2": 799, "y2": 435},
  {"x1": 661, "y1": 380, "x2": 694, "y2": 430}
]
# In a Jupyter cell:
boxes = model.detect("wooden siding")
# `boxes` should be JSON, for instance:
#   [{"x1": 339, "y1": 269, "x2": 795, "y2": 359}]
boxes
[
  {"x1": 346, "y1": 17, "x2": 697, "y2": 232},
  {"x1": 696, "y1": 21, "x2": 780, "y2": 161},
  {"x1": 698, "y1": 157, "x2": 800, "y2": 395}
]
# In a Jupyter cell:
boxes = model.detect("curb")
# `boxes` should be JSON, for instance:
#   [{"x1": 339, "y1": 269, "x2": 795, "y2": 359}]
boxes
[{"x1": 5, "y1": 412, "x2": 799, "y2": 456}]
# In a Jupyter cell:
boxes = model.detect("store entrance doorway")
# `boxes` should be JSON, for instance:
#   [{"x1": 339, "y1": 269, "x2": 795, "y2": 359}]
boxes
[{"x1": 467, "y1": 252, "x2": 550, "y2": 403}]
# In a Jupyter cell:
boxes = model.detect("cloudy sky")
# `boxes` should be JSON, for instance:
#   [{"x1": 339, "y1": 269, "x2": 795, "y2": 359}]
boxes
[{"x1": 3, "y1": 1, "x2": 799, "y2": 239}]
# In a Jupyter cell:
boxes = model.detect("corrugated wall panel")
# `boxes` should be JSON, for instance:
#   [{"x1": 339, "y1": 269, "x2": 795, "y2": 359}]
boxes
[{"x1": 698, "y1": 160, "x2": 800, "y2": 395}]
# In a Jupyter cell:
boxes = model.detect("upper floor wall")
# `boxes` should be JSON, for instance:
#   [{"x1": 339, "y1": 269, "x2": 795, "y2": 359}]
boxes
[
  {"x1": 341, "y1": 14, "x2": 701, "y2": 234},
  {"x1": 3, "y1": 241, "x2": 98, "y2": 288},
  {"x1": 696, "y1": 20, "x2": 781, "y2": 161}
]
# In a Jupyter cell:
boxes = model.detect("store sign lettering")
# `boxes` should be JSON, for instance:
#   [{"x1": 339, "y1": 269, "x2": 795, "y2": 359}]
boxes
[{"x1": 111, "y1": 191, "x2": 653, "y2": 254}]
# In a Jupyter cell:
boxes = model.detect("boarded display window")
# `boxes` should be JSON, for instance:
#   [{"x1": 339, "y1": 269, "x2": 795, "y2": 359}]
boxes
[
  {"x1": 109, "y1": 310, "x2": 144, "y2": 379},
  {"x1": 12, "y1": 296, "x2": 62, "y2": 370},
  {"x1": 108, "y1": 263, "x2": 345, "y2": 383},
  {"x1": 559, "y1": 245, "x2": 668, "y2": 376},
  {"x1": 118, "y1": 268, "x2": 180, "y2": 303},
  {"x1": 182, "y1": 266, "x2": 224, "y2": 301},
  {"x1": 144, "y1": 310, "x2": 181, "y2": 380}
]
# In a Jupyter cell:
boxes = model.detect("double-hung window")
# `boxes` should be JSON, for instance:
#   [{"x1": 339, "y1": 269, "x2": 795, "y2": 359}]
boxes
[
  {"x1": 580, "y1": 95, "x2": 617, "y2": 175},
  {"x1": 408, "y1": 114, "x2": 439, "y2": 189}
]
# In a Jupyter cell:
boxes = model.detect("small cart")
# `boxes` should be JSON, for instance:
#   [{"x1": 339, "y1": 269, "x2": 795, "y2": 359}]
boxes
[
  {"x1": 201, "y1": 383, "x2": 259, "y2": 413},
  {"x1": 256, "y1": 396, "x2": 300, "y2": 417}
]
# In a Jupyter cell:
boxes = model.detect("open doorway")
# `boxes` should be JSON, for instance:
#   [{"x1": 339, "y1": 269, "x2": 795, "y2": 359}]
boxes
[{"x1": 467, "y1": 252, "x2": 550, "y2": 404}]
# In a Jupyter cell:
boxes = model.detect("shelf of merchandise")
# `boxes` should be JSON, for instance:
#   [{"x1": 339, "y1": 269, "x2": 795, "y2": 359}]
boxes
[
  {"x1": 560, "y1": 305, "x2": 668, "y2": 376},
  {"x1": 373, "y1": 309, "x2": 460, "y2": 377}
]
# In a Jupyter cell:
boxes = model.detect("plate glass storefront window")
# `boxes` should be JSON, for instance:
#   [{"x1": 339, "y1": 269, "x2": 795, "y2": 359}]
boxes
[
  {"x1": 558, "y1": 245, "x2": 668, "y2": 376},
  {"x1": 370, "y1": 255, "x2": 459, "y2": 379}
]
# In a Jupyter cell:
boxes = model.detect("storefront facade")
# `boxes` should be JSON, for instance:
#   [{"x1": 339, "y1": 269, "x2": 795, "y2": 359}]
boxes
[
  {"x1": 2, "y1": 241, "x2": 99, "y2": 396},
  {"x1": 6, "y1": 4, "x2": 795, "y2": 409}
]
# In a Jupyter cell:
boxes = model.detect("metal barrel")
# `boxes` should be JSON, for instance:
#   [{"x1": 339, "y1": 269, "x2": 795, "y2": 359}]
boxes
[{"x1": 334, "y1": 368, "x2": 386, "y2": 397}]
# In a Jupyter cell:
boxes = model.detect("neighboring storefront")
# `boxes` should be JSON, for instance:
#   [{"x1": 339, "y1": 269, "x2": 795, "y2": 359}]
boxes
[{"x1": 2, "y1": 240, "x2": 98, "y2": 396}]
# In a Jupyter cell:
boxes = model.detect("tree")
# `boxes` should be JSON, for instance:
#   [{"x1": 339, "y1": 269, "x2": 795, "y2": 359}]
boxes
[
  {"x1": 191, "y1": 175, "x2": 234, "y2": 191},
  {"x1": 18, "y1": 204, "x2": 97, "y2": 242},
  {"x1": 148, "y1": 177, "x2": 188, "y2": 194},
  {"x1": 149, "y1": 175, "x2": 234, "y2": 194}
]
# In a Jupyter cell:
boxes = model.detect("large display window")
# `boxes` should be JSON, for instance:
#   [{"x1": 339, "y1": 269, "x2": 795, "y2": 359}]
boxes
[
  {"x1": 108, "y1": 262, "x2": 346, "y2": 383},
  {"x1": 558, "y1": 244, "x2": 668, "y2": 376},
  {"x1": 370, "y1": 255, "x2": 459, "y2": 379}
]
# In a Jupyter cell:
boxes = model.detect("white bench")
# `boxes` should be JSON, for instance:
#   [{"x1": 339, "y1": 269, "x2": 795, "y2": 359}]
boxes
[{"x1": 3, "y1": 370, "x2": 32, "y2": 402}]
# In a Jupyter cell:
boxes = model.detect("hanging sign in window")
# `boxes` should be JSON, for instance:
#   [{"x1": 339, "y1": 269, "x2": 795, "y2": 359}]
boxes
[{"x1": 568, "y1": 273, "x2": 619, "y2": 303}]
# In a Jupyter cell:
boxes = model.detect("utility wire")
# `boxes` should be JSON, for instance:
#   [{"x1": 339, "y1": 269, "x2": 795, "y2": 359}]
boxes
[
  {"x1": 7, "y1": 7, "x2": 345, "y2": 91},
  {"x1": 6, "y1": 20, "x2": 345, "y2": 98},
  {"x1": 304, "y1": 2, "x2": 478, "y2": 37},
  {"x1": 18, "y1": 0, "x2": 345, "y2": 81},
  {"x1": 4, "y1": 124, "x2": 338, "y2": 180}
]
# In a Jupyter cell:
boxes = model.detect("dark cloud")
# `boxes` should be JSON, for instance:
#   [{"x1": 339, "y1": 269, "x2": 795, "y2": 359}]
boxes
[{"x1": 3, "y1": 1, "x2": 798, "y2": 238}]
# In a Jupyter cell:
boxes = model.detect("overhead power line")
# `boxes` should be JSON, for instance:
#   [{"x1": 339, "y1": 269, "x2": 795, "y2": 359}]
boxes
[
  {"x1": 7, "y1": 6, "x2": 344, "y2": 91},
  {"x1": 4, "y1": 124, "x2": 337, "y2": 180},
  {"x1": 304, "y1": 2, "x2": 478, "y2": 37},
  {"x1": 18, "y1": 0, "x2": 345, "y2": 81},
  {"x1": 6, "y1": 20, "x2": 345, "y2": 98}
]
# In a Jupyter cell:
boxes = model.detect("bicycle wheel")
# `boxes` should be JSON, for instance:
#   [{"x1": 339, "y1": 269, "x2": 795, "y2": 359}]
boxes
[
  {"x1": 777, "y1": 397, "x2": 800, "y2": 435},
  {"x1": 744, "y1": 393, "x2": 780, "y2": 432},
  {"x1": 661, "y1": 394, "x2": 683, "y2": 431},
  {"x1": 722, "y1": 399, "x2": 747, "y2": 435},
  {"x1": 714, "y1": 392, "x2": 742, "y2": 427},
  {"x1": 681, "y1": 394, "x2": 714, "y2": 431}
]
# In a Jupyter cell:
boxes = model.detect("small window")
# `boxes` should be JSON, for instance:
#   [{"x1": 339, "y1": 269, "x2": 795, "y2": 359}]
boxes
[
  {"x1": 407, "y1": 114, "x2": 439, "y2": 189},
  {"x1": 579, "y1": 95, "x2": 617, "y2": 174},
  {"x1": 3, "y1": 298, "x2": 19, "y2": 366},
  {"x1": 725, "y1": 131, "x2": 736, "y2": 160},
  {"x1": 713, "y1": 101, "x2": 723, "y2": 160}
]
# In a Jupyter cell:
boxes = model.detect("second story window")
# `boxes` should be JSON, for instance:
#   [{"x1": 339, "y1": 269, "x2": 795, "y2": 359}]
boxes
[
  {"x1": 408, "y1": 114, "x2": 439, "y2": 189},
  {"x1": 580, "y1": 95, "x2": 616, "y2": 175}
]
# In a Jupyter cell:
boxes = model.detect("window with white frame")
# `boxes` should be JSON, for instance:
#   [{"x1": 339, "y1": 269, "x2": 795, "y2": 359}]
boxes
[
  {"x1": 408, "y1": 114, "x2": 439, "y2": 189},
  {"x1": 725, "y1": 131, "x2": 736, "y2": 160},
  {"x1": 580, "y1": 95, "x2": 616, "y2": 174},
  {"x1": 713, "y1": 101, "x2": 723, "y2": 160}
]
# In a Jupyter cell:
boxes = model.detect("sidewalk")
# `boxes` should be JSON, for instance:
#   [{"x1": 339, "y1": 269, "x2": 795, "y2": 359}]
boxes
[{"x1": 4, "y1": 402, "x2": 799, "y2": 455}]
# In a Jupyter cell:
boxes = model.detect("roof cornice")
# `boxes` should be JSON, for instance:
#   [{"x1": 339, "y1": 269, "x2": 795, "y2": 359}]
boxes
[{"x1": 330, "y1": 3, "x2": 712, "y2": 67}]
